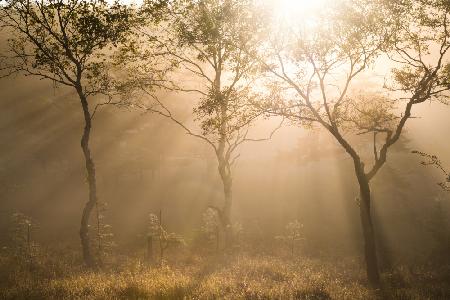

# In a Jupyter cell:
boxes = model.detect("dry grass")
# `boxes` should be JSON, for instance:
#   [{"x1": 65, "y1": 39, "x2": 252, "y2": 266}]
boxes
[{"x1": 0, "y1": 252, "x2": 449, "y2": 299}]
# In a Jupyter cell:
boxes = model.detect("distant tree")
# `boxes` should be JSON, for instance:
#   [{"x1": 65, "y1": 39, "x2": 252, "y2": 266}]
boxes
[
  {"x1": 9, "y1": 212, "x2": 37, "y2": 268},
  {"x1": 201, "y1": 208, "x2": 221, "y2": 252},
  {"x1": 92, "y1": 201, "x2": 115, "y2": 266},
  {"x1": 120, "y1": 0, "x2": 282, "y2": 248},
  {"x1": 254, "y1": 0, "x2": 450, "y2": 285},
  {"x1": 276, "y1": 220, "x2": 304, "y2": 256},
  {"x1": 148, "y1": 211, "x2": 184, "y2": 265},
  {"x1": 0, "y1": 0, "x2": 134, "y2": 268}
]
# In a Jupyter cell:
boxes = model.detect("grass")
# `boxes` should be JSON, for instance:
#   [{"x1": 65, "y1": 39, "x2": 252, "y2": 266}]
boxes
[{"x1": 0, "y1": 250, "x2": 449, "y2": 299}]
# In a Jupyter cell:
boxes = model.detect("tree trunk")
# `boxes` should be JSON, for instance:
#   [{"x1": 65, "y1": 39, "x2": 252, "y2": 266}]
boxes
[
  {"x1": 78, "y1": 88, "x2": 98, "y2": 268},
  {"x1": 222, "y1": 177, "x2": 232, "y2": 246},
  {"x1": 217, "y1": 160, "x2": 233, "y2": 249},
  {"x1": 146, "y1": 235, "x2": 153, "y2": 264},
  {"x1": 354, "y1": 162, "x2": 380, "y2": 286},
  {"x1": 95, "y1": 201, "x2": 103, "y2": 266},
  {"x1": 329, "y1": 128, "x2": 381, "y2": 285}
]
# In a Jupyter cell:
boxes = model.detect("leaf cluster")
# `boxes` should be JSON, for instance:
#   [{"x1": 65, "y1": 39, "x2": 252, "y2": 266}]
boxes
[{"x1": 1, "y1": 0, "x2": 135, "y2": 96}]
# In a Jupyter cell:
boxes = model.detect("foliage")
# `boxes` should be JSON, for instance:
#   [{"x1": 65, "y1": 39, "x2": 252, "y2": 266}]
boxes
[
  {"x1": 0, "y1": 0, "x2": 450, "y2": 292},
  {"x1": 255, "y1": 0, "x2": 390, "y2": 129},
  {"x1": 0, "y1": 0, "x2": 138, "y2": 267},
  {"x1": 385, "y1": 0, "x2": 450, "y2": 105},
  {"x1": 121, "y1": 0, "x2": 276, "y2": 147},
  {"x1": 0, "y1": 0, "x2": 134, "y2": 95},
  {"x1": 116, "y1": 0, "x2": 282, "y2": 236},
  {"x1": 170, "y1": 0, "x2": 265, "y2": 139},
  {"x1": 250, "y1": 0, "x2": 450, "y2": 284},
  {"x1": 255, "y1": 0, "x2": 450, "y2": 180}
]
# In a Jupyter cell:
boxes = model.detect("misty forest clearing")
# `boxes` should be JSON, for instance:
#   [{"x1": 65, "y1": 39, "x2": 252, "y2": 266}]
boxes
[{"x1": 1, "y1": 0, "x2": 450, "y2": 299}]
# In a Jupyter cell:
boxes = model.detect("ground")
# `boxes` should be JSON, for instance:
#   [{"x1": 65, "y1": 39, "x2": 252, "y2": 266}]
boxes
[{"x1": 1, "y1": 249, "x2": 450, "y2": 299}]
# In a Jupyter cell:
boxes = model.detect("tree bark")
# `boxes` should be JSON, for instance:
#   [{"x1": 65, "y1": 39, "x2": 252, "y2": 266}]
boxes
[
  {"x1": 217, "y1": 160, "x2": 233, "y2": 248},
  {"x1": 77, "y1": 88, "x2": 98, "y2": 268},
  {"x1": 330, "y1": 128, "x2": 381, "y2": 286},
  {"x1": 222, "y1": 175, "x2": 232, "y2": 245},
  {"x1": 354, "y1": 161, "x2": 380, "y2": 286}
]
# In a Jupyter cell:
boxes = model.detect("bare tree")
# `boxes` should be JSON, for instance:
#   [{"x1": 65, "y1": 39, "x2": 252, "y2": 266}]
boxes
[
  {"x1": 253, "y1": 0, "x2": 450, "y2": 285},
  {"x1": 120, "y1": 0, "x2": 281, "y2": 248},
  {"x1": 0, "y1": 0, "x2": 134, "y2": 267}
]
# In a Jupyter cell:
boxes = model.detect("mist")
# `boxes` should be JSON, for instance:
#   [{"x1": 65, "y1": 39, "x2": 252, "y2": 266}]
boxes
[{"x1": 1, "y1": 0, "x2": 450, "y2": 299}]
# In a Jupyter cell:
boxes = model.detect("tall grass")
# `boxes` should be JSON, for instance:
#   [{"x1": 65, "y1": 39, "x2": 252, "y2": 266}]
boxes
[{"x1": 1, "y1": 249, "x2": 449, "y2": 299}]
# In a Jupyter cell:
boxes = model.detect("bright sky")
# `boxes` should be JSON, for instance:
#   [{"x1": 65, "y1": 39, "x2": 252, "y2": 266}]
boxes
[
  {"x1": 114, "y1": 0, "x2": 332, "y2": 13},
  {"x1": 277, "y1": 0, "x2": 331, "y2": 14}
]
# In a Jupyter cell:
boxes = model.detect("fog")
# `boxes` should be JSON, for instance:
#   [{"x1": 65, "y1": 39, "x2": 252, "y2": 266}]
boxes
[
  {"x1": 1, "y1": 1, "x2": 450, "y2": 297},
  {"x1": 1, "y1": 68, "x2": 449, "y2": 264}
]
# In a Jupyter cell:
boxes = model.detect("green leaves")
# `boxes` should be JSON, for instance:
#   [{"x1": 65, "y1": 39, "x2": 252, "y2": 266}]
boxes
[
  {"x1": 337, "y1": 92, "x2": 397, "y2": 134},
  {"x1": 392, "y1": 66, "x2": 426, "y2": 93},
  {"x1": 168, "y1": 0, "x2": 266, "y2": 139},
  {"x1": 1, "y1": 0, "x2": 134, "y2": 93}
]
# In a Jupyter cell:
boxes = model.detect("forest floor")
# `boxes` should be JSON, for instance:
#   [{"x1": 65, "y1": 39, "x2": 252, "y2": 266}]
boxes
[{"x1": 1, "y1": 250, "x2": 450, "y2": 299}]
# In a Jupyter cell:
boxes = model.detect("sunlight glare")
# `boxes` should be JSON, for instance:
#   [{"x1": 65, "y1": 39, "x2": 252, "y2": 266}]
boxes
[{"x1": 276, "y1": 0, "x2": 331, "y2": 20}]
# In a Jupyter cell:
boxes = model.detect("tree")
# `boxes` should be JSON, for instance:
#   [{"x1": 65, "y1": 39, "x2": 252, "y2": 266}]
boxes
[
  {"x1": 254, "y1": 0, "x2": 450, "y2": 285},
  {"x1": 9, "y1": 212, "x2": 37, "y2": 268},
  {"x1": 0, "y1": 0, "x2": 133, "y2": 267},
  {"x1": 148, "y1": 211, "x2": 184, "y2": 266},
  {"x1": 120, "y1": 0, "x2": 281, "y2": 248},
  {"x1": 201, "y1": 207, "x2": 221, "y2": 253},
  {"x1": 276, "y1": 220, "x2": 304, "y2": 256},
  {"x1": 92, "y1": 201, "x2": 116, "y2": 266}
]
